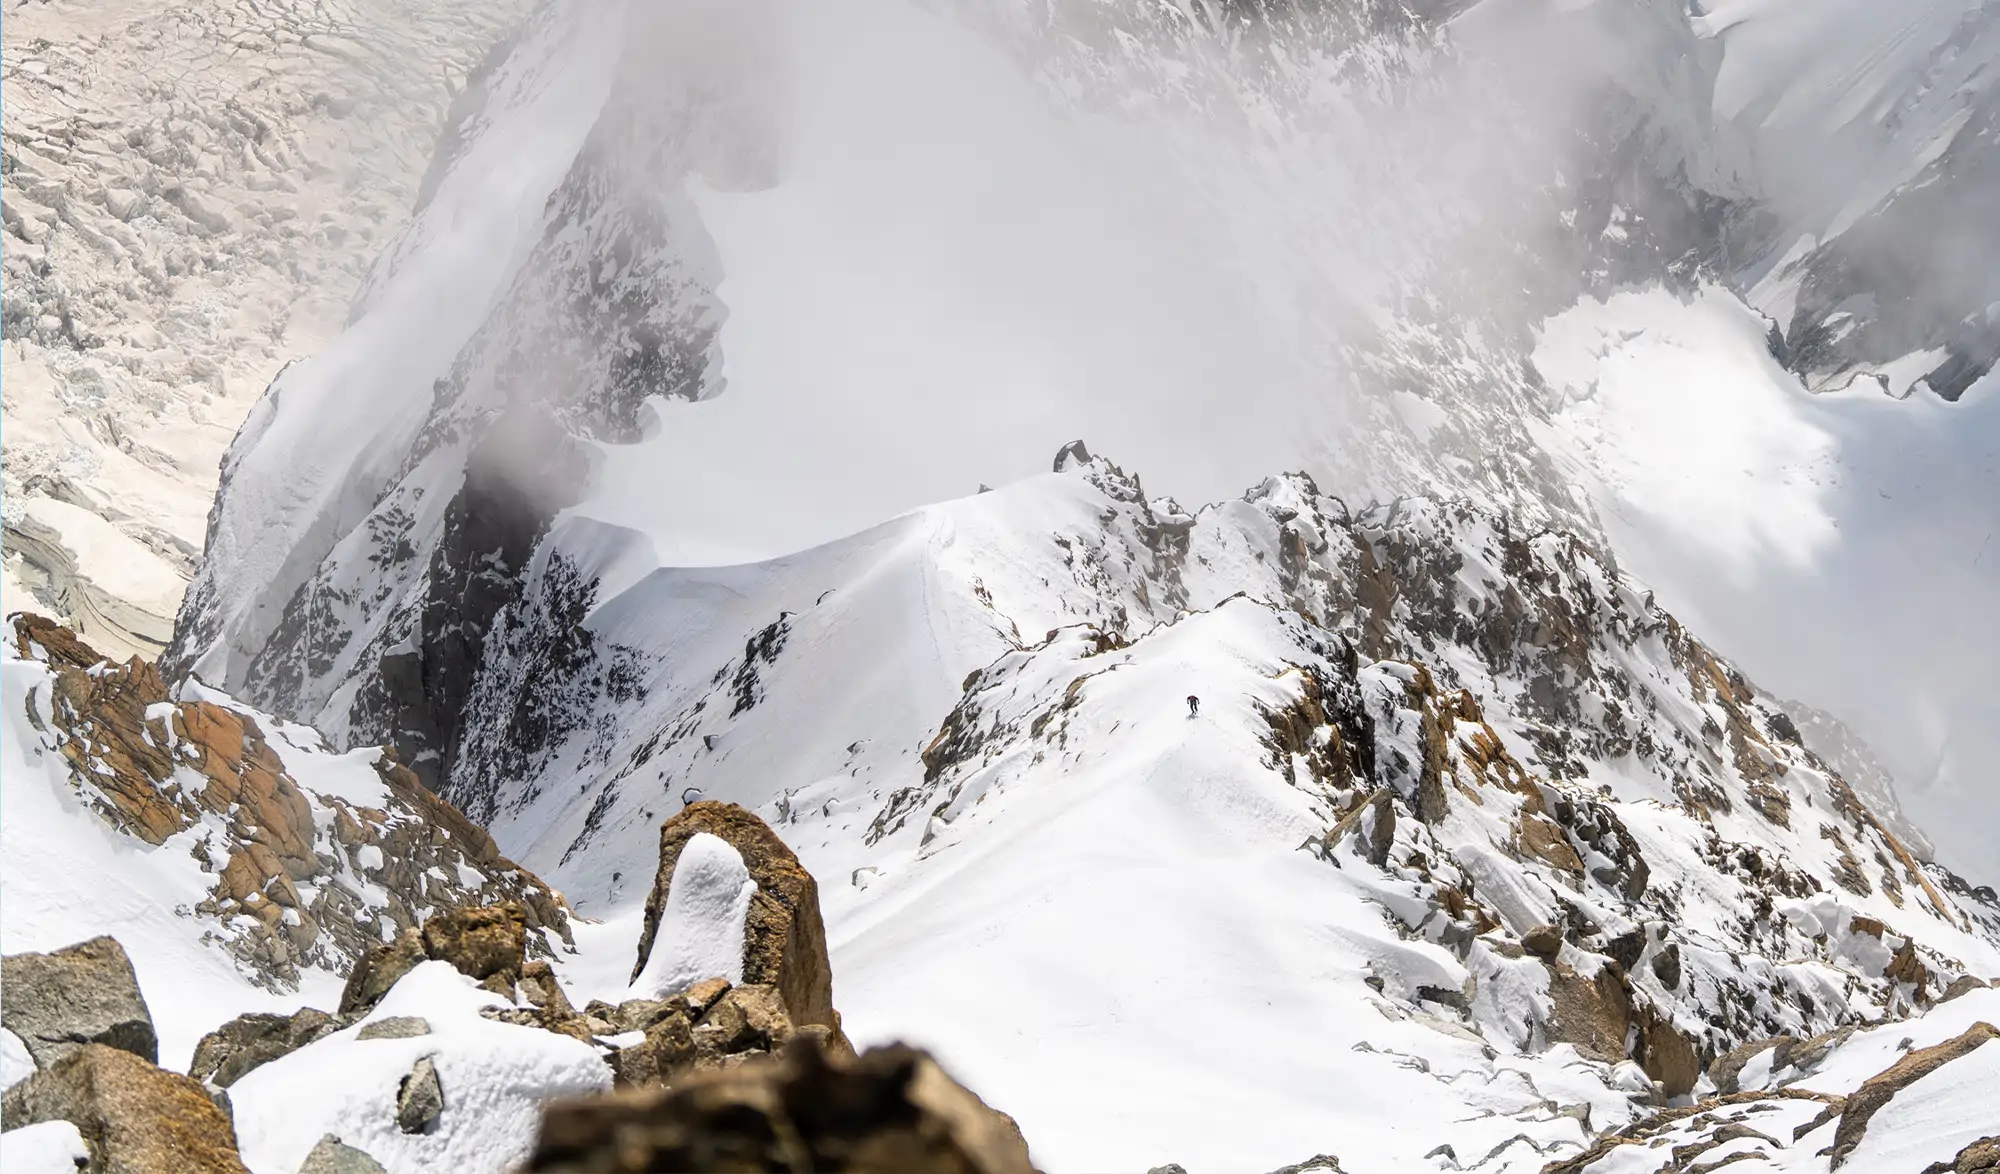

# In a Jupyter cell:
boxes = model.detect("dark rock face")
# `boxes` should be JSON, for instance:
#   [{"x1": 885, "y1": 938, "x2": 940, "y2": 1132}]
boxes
[
  {"x1": 170, "y1": 6, "x2": 714, "y2": 816},
  {"x1": 525, "y1": 1038, "x2": 1036, "y2": 1174},
  {"x1": 2, "y1": 936, "x2": 158, "y2": 1068},
  {"x1": 2, "y1": 1043, "x2": 249, "y2": 1174},
  {"x1": 189, "y1": 1008, "x2": 341, "y2": 1089},
  {"x1": 396, "y1": 1055, "x2": 445, "y2": 1135},
  {"x1": 633, "y1": 803, "x2": 841, "y2": 1038}
]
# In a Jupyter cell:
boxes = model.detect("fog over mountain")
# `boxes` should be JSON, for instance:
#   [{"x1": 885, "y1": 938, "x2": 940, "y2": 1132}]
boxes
[{"x1": 5, "y1": 0, "x2": 2000, "y2": 1171}]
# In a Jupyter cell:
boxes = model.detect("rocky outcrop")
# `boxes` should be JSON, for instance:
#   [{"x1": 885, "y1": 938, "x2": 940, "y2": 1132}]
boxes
[
  {"x1": 1708, "y1": 1035, "x2": 1795, "y2": 1095},
  {"x1": 599, "y1": 978, "x2": 854, "y2": 1090},
  {"x1": 633, "y1": 803, "x2": 840, "y2": 1037},
  {"x1": 1, "y1": 936, "x2": 158, "y2": 1069},
  {"x1": 188, "y1": 1008, "x2": 341, "y2": 1089},
  {"x1": 1543, "y1": 961, "x2": 1630, "y2": 1064},
  {"x1": 525, "y1": 1037, "x2": 1035, "y2": 1174},
  {"x1": 1549, "y1": 1013, "x2": 2000, "y2": 1173},
  {"x1": 1631, "y1": 1001, "x2": 1700, "y2": 1099},
  {"x1": 1924, "y1": 1136, "x2": 2000, "y2": 1174},
  {"x1": 341, "y1": 902, "x2": 531, "y2": 1015},
  {"x1": 423, "y1": 904, "x2": 530, "y2": 997},
  {"x1": 11, "y1": 617, "x2": 570, "y2": 992},
  {"x1": 298, "y1": 1135, "x2": 389, "y2": 1174},
  {"x1": 2, "y1": 1043, "x2": 249, "y2": 1173}
]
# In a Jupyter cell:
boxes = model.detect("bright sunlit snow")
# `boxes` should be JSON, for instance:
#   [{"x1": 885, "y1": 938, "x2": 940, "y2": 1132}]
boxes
[{"x1": 1535, "y1": 286, "x2": 2000, "y2": 884}]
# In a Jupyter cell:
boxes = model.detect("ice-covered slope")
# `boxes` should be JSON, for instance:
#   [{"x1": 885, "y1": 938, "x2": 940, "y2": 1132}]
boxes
[{"x1": 0, "y1": 0, "x2": 526, "y2": 657}]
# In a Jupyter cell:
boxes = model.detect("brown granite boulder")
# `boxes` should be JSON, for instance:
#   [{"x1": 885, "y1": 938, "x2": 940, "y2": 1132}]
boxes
[
  {"x1": 2, "y1": 936, "x2": 158, "y2": 1068},
  {"x1": 1632, "y1": 1001, "x2": 1700, "y2": 1098},
  {"x1": 338, "y1": 929, "x2": 430, "y2": 1016},
  {"x1": 1543, "y1": 960, "x2": 1630, "y2": 1064},
  {"x1": 1707, "y1": 1035, "x2": 1797, "y2": 1095},
  {"x1": 422, "y1": 903, "x2": 529, "y2": 996},
  {"x1": 632, "y1": 803, "x2": 838, "y2": 1034},
  {"x1": 2, "y1": 1043, "x2": 249, "y2": 1173},
  {"x1": 526, "y1": 1036, "x2": 1034, "y2": 1173},
  {"x1": 341, "y1": 903, "x2": 531, "y2": 1014}
]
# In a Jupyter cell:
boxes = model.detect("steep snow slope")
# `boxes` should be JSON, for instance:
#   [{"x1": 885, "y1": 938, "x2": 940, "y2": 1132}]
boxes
[
  {"x1": 456, "y1": 451, "x2": 2000, "y2": 1170},
  {"x1": 33, "y1": 448, "x2": 1999, "y2": 1172},
  {"x1": 0, "y1": 0, "x2": 526, "y2": 657},
  {"x1": 1533, "y1": 285, "x2": 2000, "y2": 885}
]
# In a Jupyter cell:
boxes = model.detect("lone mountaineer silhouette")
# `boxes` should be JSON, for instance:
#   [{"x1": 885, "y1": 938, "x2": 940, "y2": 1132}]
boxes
[{"x1": 1187, "y1": 694, "x2": 1200, "y2": 718}]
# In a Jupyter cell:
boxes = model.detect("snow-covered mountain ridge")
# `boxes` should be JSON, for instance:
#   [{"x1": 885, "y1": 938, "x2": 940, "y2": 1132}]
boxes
[
  {"x1": 147, "y1": 0, "x2": 2000, "y2": 883},
  {"x1": 10, "y1": 447, "x2": 2000, "y2": 1170},
  {"x1": 8, "y1": 0, "x2": 2000, "y2": 1168}
]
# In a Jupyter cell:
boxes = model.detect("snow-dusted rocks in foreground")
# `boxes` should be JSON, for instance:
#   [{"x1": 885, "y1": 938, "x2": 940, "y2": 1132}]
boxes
[{"x1": 230, "y1": 962, "x2": 609, "y2": 1174}]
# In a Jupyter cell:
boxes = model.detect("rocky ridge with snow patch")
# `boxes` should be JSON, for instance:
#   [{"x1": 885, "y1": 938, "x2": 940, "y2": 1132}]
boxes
[{"x1": 6, "y1": 614, "x2": 570, "y2": 994}]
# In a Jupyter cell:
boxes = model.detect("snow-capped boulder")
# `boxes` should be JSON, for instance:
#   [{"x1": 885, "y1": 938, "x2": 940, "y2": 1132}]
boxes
[
  {"x1": 1, "y1": 1043, "x2": 247, "y2": 1174},
  {"x1": 633, "y1": 804, "x2": 840, "y2": 1039},
  {"x1": 526, "y1": 1037, "x2": 1034, "y2": 1174},
  {"x1": 0, "y1": 1120, "x2": 91, "y2": 1172},
  {"x1": 1, "y1": 936, "x2": 158, "y2": 1070}
]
